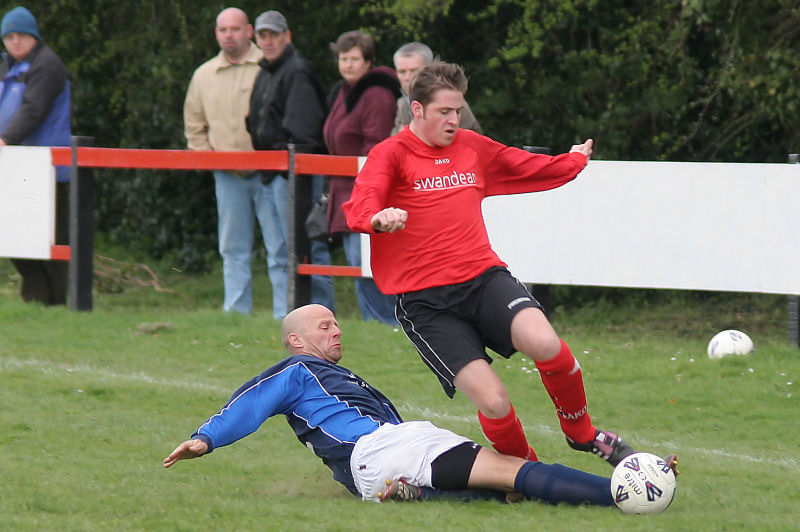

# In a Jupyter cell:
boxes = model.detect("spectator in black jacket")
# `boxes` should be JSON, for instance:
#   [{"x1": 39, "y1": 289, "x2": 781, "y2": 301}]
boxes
[{"x1": 245, "y1": 10, "x2": 334, "y2": 313}]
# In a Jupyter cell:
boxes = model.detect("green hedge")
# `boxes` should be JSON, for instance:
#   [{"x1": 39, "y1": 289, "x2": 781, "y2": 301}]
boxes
[{"x1": 14, "y1": 0, "x2": 800, "y2": 270}]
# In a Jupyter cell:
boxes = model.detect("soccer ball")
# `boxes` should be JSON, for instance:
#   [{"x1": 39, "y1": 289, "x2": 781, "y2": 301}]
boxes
[
  {"x1": 707, "y1": 329, "x2": 754, "y2": 359},
  {"x1": 611, "y1": 452, "x2": 677, "y2": 514}
]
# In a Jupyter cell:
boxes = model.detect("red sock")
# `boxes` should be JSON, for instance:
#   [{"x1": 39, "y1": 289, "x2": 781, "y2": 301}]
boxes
[
  {"x1": 535, "y1": 339, "x2": 596, "y2": 444},
  {"x1": 478, "y1": 403, "x2": 538, "y2": 460}
]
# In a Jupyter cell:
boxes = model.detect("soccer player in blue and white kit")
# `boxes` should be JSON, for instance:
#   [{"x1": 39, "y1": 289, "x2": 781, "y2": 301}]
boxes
[{"x1": 164, "y1": 304, "x2": 629, "y2": 505}]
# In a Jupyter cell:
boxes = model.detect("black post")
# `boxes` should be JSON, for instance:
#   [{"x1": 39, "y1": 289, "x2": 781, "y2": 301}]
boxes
[
  {"x1": 788, "y1": 153, "x2": 799, "y2": 347},
  {"x1": 68, "y1": 136, "x2": 94, "y2": 311},
  {"x1": 287, "y1": 144, "x2": 312, "y2": 311}
]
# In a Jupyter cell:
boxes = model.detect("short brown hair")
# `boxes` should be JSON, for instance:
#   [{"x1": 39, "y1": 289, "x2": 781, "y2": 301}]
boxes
[
  {"x1": 408, "y1": 61, "x2": 468, "y2": 107},
  {"x1": 330, "y1": 30, "x2": 375, "y2": 63}
]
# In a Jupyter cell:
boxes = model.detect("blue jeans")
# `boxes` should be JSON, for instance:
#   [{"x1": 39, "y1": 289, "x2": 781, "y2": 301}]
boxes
[
  {"x1": 342, "y1": 232, "x2": 397, "y2": 325},
  {"x1": 214, "y1": 171, "x2": 334, "y2": 318}
]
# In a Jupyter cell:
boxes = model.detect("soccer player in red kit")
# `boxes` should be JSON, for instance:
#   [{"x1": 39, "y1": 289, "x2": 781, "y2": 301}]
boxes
[{"x1": 343, "y1": 61, "x2": 634, "y2": 466}]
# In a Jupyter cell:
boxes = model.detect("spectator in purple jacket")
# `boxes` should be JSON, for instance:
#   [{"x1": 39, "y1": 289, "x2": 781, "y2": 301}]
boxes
[{"x1": 323, "y1": 30, "x2": 400, "y2": 325}]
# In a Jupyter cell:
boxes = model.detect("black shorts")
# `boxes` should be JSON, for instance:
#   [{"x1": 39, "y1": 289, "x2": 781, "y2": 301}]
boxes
[{"x1": 395, "y1": 266, "x2": 542, "y2": 398}]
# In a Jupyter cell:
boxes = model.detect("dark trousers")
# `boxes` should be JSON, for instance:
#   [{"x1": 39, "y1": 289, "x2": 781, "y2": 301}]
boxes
[{"x1": 11, "y1": 182, "x2": 70, "y2": 305}]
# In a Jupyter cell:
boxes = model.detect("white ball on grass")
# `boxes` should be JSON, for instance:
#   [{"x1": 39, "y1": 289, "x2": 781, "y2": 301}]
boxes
[
  {"x1": 611, "y1": 452, "x2": 677, "y2": 514},
  {"x1": 707, "y1": 329, "x2": 754, "y2": 359}
]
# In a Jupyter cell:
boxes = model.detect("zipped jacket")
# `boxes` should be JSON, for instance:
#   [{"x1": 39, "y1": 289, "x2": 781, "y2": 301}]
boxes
[{"x1": 0, "y1": 42, "x2": 71, "y2": 181}]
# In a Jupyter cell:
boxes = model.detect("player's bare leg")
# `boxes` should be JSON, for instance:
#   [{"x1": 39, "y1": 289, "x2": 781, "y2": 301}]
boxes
[
  {"x1": 453, "y1": 360, "x2": 511, "y2": 418},
  {"x1": 381, "y1": 450, "x2": 673, "y2": 506},
  {"x1": 509, "y1": 307, "x2": 562, "y2": 361},
  {"x1": 454, "y1": 360, "x2": 537, "y2": 460},
  {"x1": 511, "y1": 307, "x2": 634, "y2": 466},
  {"x1": 467, "y1": 448, "x2": 615, "y2": 506}
]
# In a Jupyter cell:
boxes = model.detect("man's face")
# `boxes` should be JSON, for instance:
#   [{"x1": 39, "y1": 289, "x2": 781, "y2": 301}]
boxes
[
  {"x1": 256, "y1": 29, "x2": 291, "y2": 62},
  {"x1": 214, "y1": 11, "x2": 253, "y2": 61},
  {"x1": 2, "y1": 32, "x2": 37, "y2": 61},
  {"x1": 411, "y1": 89, "x2": 464, "y2": 148},
  {"x1": 338, "y1": 47, "x2": 371, "y2": 85},
  {"x1": 394, "y1": 54, "x2": 426, "y2": 95},
  {"x1": 300, "y1": 307, "x2": 342, "y2": 364}
]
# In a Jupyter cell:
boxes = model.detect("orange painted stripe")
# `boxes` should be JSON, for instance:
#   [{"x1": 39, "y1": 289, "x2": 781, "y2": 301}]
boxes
[
  {"x1": 51, "y1": 245, "x2": 71, "y2": 261},
  {"x1": 49, "y1": 148, "x2": 364, "y2": 176},
  {"x1": 297, "y1": 264, "x2": 362, "y2": 277},
  {"x1": 51, "y1": 147, "x2": 72, "y2": 166},
  {"x1": 295, "y1": 154, "x2": 359, "y2": 177},
  {"x1": 52, "y1": 147, "x2": 289, "y2": 171}
]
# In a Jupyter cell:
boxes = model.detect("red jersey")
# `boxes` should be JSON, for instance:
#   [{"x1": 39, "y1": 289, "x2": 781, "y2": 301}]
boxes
[{"x1": 343, "y1": 128, "x2": 587, "y2": 294}]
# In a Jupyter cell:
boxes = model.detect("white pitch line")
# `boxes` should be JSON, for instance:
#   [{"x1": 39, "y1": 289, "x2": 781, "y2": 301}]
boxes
[
  {"x1": 0, "y1": 356, "x2": 231, "y2": 394},
  {"x1": 3, "y1": 356, "x2": 798, "y2": 472},
  {"x1": 396, "y1": 402, "x2": 800, "y2": 471}
]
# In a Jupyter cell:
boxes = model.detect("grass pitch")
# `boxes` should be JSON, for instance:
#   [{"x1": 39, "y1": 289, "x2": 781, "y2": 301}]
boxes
[{"x1": 1, "y1": 258, "x2": 798, "y2": 531}]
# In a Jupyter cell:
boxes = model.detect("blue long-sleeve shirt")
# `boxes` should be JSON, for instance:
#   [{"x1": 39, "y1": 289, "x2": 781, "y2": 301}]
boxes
[{"x1": 192, "y1": 354, "x2": 403, "y2": 495}]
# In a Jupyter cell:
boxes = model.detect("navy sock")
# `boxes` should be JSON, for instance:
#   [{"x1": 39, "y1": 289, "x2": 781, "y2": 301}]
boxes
[
  {"x1": 514, "y1": 461, "x2": 615, "y2": 507},
  {"x1": 419, "y1": 487, "x2": 508, "y2": 503}
]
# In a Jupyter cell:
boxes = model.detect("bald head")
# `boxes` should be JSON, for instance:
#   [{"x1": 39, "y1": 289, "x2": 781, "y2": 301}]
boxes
[
  {"x1": 216, "y1": 7, "x2": 248, "y2": 27},
  {"x1": 214, "y1": 7, "x2": 253, "y2": 63},
  {"x1": 281, "y1": 305, "x2": 342, "y2": 363},
  {"x1": 281, "y1": 305, "x2": 316, "y2": 348}
]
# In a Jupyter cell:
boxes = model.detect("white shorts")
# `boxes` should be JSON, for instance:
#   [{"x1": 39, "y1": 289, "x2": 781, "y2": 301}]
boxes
[{"x1": 350, "y1": 421, "x2": 472, "y2": 502}]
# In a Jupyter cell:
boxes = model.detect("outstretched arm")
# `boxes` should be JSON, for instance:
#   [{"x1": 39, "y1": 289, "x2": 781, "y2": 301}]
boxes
[
  {"x1": 569, "y1": 138, "x2": 593, "y2": 159},
  {"x1": 163, "y1": 438, "x2": 209, "y2": 468}
]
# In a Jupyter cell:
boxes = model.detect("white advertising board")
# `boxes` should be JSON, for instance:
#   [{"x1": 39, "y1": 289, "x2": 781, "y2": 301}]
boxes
[
  {"x1": 0, "y1": 146, "x2": 56, "y2": 260},
  {"x1": 483, "y1": 160, "x2": 800, "y2": 294},
  {"x1": 362, "y1": 160, "x2": 799, "y2": 295}
]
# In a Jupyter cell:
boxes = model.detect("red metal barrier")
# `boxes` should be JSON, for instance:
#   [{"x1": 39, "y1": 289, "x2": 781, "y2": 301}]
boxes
[
  {"x1": 52, "y1": 146, "x2": 289, "y2": 171},
  {"x1": 295, "y1": 153, "x2": 360, "y2": 177},
  {"x1": 297, "y1": 264, "x2": 362, "y2": 277},
  {"x1": 51, "y1": 147, "x2": 361, "y2": 286},
  {"x1": 51, "y1": 244, "x2": 71, "y2": 261},
  {"x1": 52, "y1": 147, "x2": 359, "y2": 174}
]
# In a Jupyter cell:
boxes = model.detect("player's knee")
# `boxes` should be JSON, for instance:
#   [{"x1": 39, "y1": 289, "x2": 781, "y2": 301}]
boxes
[
  {"x1": 517, "y1": 332, "x2": 561, "y2": 362},
  {"x1": 477, "y1": 392, "x2": 512, "y2": 418}
]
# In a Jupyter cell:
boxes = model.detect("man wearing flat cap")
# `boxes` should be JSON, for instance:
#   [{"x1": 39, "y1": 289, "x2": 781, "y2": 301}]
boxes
[
  {"x1": 1, "y1": 6, "x2": 72, "y2": 305},
  {"x1": 245, "y1": 10, "x2": 335, "y2": 316}
]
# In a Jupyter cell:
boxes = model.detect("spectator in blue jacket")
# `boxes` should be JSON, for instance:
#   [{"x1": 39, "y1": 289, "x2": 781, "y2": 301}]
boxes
[{"x1": 0, "y1": 6, "x2": 71, "y2": 305}]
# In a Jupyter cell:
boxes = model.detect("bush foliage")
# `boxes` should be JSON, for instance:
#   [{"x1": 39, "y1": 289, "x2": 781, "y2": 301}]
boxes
[{"x1": 15, "y1": 0, "x2": 800, "y2": 270}]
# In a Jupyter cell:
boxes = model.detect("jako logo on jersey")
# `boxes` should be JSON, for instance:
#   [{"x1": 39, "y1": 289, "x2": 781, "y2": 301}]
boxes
[
  {"x1": 434, "y1": 157, "x2": 450, "y2": 165},
  {"x1": 414, "y1": 170, "x2": 477, "y2": 191}
]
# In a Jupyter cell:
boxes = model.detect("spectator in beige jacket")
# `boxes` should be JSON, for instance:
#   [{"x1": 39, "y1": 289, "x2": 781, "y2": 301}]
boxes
[{"x1": 184, "y1": 7, "x2": 285, "y2": 317}]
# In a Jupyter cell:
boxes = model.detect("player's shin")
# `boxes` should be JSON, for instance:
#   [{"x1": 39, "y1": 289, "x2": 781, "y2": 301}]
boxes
[
  {"x1": 535, "y1": 339, "x2": 595, "y2": 444},
  {"x1": 514, "y1": 461, "x2": 615, "y2": 506},
  {"x1": 478, "y1": 403, "x2": 537, "y2": 460}
]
